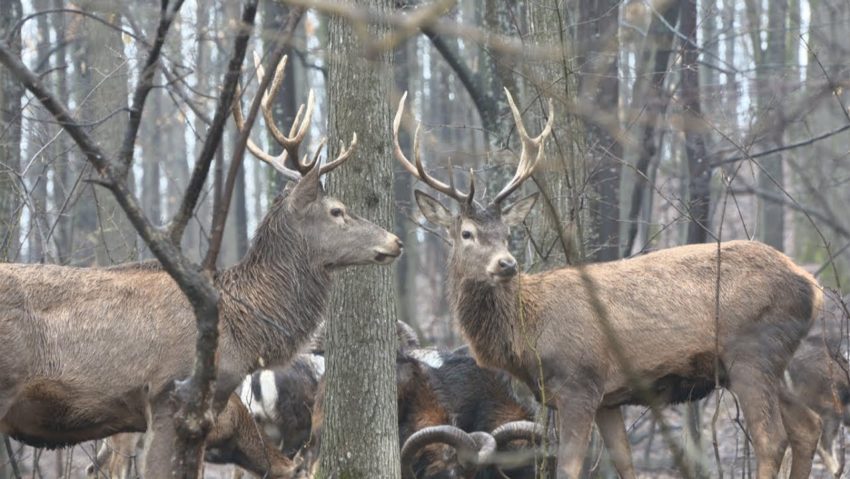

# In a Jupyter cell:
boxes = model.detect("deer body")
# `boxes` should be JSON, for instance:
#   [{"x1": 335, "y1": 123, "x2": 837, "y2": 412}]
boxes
[
  {"x1": 393, "y1": 90, "x2": 823, "y2": 479},
  {"x1": 456, "y1": 240, "x2": 817, "y2": 408},
  {"x1": 0, "y1": 220, "x2": 330, "y2": 448}
]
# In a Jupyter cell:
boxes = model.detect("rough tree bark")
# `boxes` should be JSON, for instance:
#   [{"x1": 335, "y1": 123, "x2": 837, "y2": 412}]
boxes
[
  {"x1": 524, "y1": 0, "x2": 580, "y2": 267},
  {"x1": 319, "y1": 0, "x2": 401, "y2": 476},
  {"x1": 0, "y1": 0, "x2": 23, "y2": 474},
  {"x1": 576, "y1": 0, "x2": 622, "y2": 262},
  {"x1": 0, "y1": 0, "x2": 23, "y2": 263}
]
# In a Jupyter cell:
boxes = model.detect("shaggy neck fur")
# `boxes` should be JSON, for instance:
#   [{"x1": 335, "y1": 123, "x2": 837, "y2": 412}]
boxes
[
  {"x1": 448, "y1": 261, "x2": 526, "y2": 374},
  {"x1": 217, "y1": 199, "x2": 331, "y2": 371}
]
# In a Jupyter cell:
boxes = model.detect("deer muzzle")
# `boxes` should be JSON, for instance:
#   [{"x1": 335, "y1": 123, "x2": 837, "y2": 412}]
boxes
[
  {"x1": 373, "y1": 234, "x2": 404, "y2": 264},
  {"x1": 487, "y1": 254, "x2": 517, "y2": 282}
]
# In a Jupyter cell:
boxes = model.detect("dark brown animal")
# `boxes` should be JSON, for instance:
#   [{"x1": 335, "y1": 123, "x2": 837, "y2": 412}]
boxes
[
  {"x1": 0, "y1": 57, "x2": 401, "y2": 478},
  {"x1": 401, "y1": 349, "x2": 539, "y2": 479},
  {"x1": 393, "y1": 90, "x2": 824, "y2": 479},
  {"x1": 785, "y1": 292, "x2": 850, "y2": 476}
]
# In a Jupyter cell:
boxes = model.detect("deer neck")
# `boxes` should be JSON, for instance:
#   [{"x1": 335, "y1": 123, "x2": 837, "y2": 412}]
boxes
[
  {"x1": 448, "y1": 269, "x2": 529, "y2": 374},
  {"x1": 217, "y1": 209, "x2": 332, "y2": 373}
]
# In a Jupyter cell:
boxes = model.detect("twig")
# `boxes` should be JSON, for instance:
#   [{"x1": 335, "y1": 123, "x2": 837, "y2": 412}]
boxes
[
  {"x1": 3, "y1": 436, "x2": 21, "y2": 479},
  {"x1": 710, "y1": 123, "x2": 850, "y2": 168}
]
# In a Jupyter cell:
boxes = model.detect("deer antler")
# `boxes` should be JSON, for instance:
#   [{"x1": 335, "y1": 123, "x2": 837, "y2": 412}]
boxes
[
  {"x1": 393, "y1": 91, "x2": 474, "y2": 205},
  {"x1": 232, "y1": 52, "x2": 357, "y2": 180},
  {"x1": 492, "y1": 88, "x2": 555, "y2": 205}
]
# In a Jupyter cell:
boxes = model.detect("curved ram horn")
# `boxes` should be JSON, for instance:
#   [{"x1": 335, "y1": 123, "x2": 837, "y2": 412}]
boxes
[
  {"x1": 491, "y1": 420, "x2": 545, "y2": 448},
  {"x1": 400, "y1": 426, "x2": 499, "y2": 478}
]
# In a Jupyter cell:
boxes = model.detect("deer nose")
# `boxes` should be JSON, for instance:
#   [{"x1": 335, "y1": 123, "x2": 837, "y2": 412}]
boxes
[
  {"x1": 498, "y1": 257, "x2": 517, "y2": 275},
  {"x1": 395, "y1": 238, "x2": 404, "y2": 249}
]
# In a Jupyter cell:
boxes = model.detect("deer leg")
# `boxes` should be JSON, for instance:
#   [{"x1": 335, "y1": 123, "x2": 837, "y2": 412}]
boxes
[
  {"x1": 728, "y1": 365, "x2": 787, "y2": 479},
  {"x1": 778, "y1": 387, "x2": 821, "y2": 479},
  {"x1": 817, "y1": 416, "x2": 840, "y2": 477},
  {"x1": 595, "y1": 406, "x2": 637, "y2": 479},
  {"x1": 554, "y1": 386, "x2": 603, "y2": 479}
]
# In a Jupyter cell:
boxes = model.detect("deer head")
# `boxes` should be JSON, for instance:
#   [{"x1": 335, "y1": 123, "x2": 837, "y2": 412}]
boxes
[
  {"x1": 234, "y1": 54, "x2": 402, "y2": 268},
  {"x1": 393, "y1": 90, "x2": 552, "y2": 284}
]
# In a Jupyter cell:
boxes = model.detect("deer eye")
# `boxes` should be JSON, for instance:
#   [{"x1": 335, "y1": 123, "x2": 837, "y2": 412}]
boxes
[
  {"x1": 461, "y1": 230, "x2": 473, "y2": 240},
  {"x1": 330, "y1": 208, "x2": 343, "y2": 217}
]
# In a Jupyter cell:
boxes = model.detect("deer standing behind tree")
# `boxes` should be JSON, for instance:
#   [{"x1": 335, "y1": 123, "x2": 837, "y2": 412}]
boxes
[
  {"x1": 393, "y1": 90, "x2": 824, "y2": 479},
  {"x1": 0, "y1": 56, "x2": 402, "y2": 478}
]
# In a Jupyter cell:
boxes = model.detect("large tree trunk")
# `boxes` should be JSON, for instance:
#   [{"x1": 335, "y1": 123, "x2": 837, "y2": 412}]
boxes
[
  {"x1": 576, "y1": 0, "x2": 622, "y2": 262},
  {"x1": 524, "y1": 0, "x2": 580, "y2": 267},
  {"x1": 0, "y1": 0, "x2": 23, "y2": 474},
  {"x1": 318, "y1": 0, "x2": 400, "y2": 476},
  {"x1": 0, "y1": 0, "x2": 23, "y2": 263}
]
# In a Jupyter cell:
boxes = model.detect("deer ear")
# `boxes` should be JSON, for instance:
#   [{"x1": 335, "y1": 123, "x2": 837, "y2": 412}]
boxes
[
  {"x1": 414, "y1": 190, "x2": 453, "y2": 228},
  {"x1": 289, "y1": 166, "x2": 321, "y2": 209},
  {"x1": 501, "y1": 192, "x2": 538, "y2": 227}
]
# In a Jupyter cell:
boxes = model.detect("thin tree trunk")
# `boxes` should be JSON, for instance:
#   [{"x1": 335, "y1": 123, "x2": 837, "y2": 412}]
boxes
[
  {"x1": 577, "y1": 0, "x2": 622, "y2": 262},
  {"x1": 623, "y1": 1, "x2": 679, "y2": 255},
  {"x1": 51, "y1": 0, "x2": 72, "y2": 264},
  {"x1": 72, "y1": 1, "x2": 136, "y2": 265},
  {"x1": 682, "y1": 0, "x2": 712, "y2": 246},
  {"x1": 681, "y1": 2, "x2": 713, "y2": 475},
  {"x1": 756, "y1": 0, "x2": 788, "y2": 251},
  {"x1": 319, "y1": 0, "x2": 400, "y2": 476}
]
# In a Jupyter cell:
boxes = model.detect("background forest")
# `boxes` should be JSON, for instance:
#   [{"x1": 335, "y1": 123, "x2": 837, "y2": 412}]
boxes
[{"x1": 1, "y1": 0, "x2": 849, "y2": 477}]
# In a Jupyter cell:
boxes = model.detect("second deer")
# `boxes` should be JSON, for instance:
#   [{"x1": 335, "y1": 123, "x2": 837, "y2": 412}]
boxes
[{"x1": 393, "y1": 90, "x2": 823, "y2": 479}]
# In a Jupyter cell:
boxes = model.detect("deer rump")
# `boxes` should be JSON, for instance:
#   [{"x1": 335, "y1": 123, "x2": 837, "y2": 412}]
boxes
[{"x1": 0, "y1": 263, "x2": 190, "y2": 448}]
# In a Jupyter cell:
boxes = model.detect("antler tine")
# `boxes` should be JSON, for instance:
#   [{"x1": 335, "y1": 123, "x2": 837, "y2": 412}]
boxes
[
  {"x1": 493, "y1": 89, "x2": 555, "y2": 205},
  {"x1": 252, "y1": 50, "x2": 316, "y2": 175},
  {"x1": 255, "y1": 52, "x2": 291, "y2": 147},
  {"x1": 231, "y1": 83, "x2": 300, "y2": 182},
  {"x1": 319, "y1": 133, "x2": 358, "y2": 175},
  {"x1": 289, "y1": 89, "x2": 316, "y2": 174},
  {"x1": 392, "y1": 91, "x2": 471, "y2": 204}
]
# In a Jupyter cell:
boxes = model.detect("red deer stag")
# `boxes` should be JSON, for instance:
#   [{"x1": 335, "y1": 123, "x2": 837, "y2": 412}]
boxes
[
  {"x1": 0, "y1": 55, "x2": 401, "y2": 478},
  {"x1": 393, "y1": 90, "x2": 823, "y2": 479}
]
